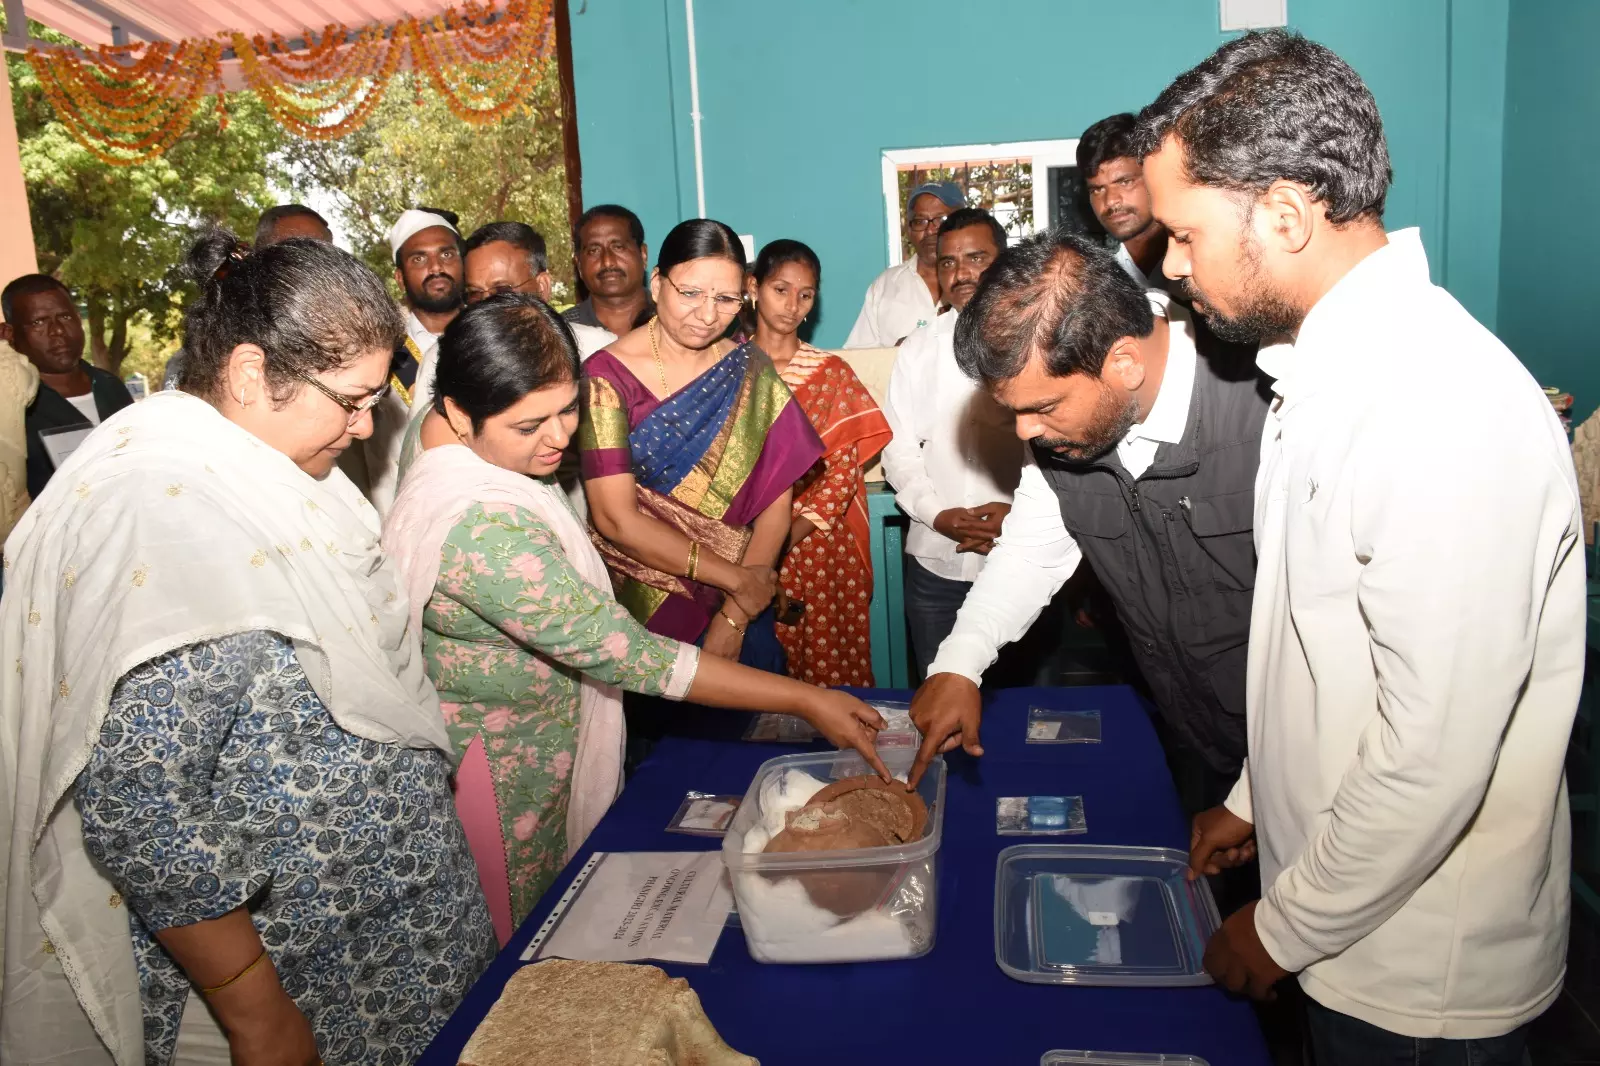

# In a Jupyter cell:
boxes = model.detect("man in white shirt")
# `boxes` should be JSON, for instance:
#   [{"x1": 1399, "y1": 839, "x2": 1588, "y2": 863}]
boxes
[
  {"x1": 1139, "y1": 31, "x2": 1579, "y2": 1062},
  {"x1": 844, "y1": 181, "x2": 964, "y2": 349},
  {"x1": 342, "y1": 208, "x2": 465, "y2": 516},
  {"x1": 906, "y1": 232, "x2": 1268, "y2": 823},
  {"x1": 463, "y1": 220, "x2": 615, "y2": 517},
  {"x1": 882, "y1": 208, "x2": 1027, "y2": 678},
  {"x1": 1079, "y1": 114, "x2": 1171, "y2": 293}
]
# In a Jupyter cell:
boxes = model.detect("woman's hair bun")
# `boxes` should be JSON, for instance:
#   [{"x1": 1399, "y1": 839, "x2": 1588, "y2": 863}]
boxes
[{"x1": 187, "y1": 225, "x2": 247, "y2": 286}]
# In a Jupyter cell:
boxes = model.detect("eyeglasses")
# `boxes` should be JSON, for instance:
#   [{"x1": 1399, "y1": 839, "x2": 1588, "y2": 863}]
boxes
[
  {"x1": 283, "y1": 363, "x2": 390, "y2": 425},
  {"x1": 465, "y1": 278, "x2": 540, "y2": 304},
  {"x1": 661, "y1": 273, "x2": 744, "y2": 317},
  {"x1": 908, "y1": 213, "x2": 951, "y2": 233}
]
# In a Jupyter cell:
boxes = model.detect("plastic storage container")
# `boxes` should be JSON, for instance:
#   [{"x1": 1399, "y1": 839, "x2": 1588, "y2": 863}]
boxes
[
  {"x1": 1042, "y1": 1054, "x2": 1210, "y2": 1066},
  {"x1": 995, "y1": 844, "x2": 1219, "y2": 986},
  {"x1": 721, "y1": 747, "x2": 946, "y2": 964}
]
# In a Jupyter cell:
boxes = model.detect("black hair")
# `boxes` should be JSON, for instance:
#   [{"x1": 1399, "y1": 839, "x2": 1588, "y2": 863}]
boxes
[
  {"x1": 181, "y1": 226, "x2": 402, "y2": 401},
  {"x1": 464, "y1": 221, "x2": 549, "y2": 275},
  {"x1": 656, "y1": 218, "x2": 746, "y2": 278},
  {"x1": 954, "y1": 229, "x2": 1155, "y2": 387},
  {"x1": 431, "y1": 292, "x2": 579, "y2": 431},
  {"x1": 254, "y1": 204, "x2": 330, "y2": 248},
  {"x1": 751, "y1": 239, "x2": 821, "y2": 288},
  {"x1": 1076, "y1": 113, "x2": 1140, "y2": 178},
  {"x1": 938, "y1": 208, "x2": 1008, "y2": 255},
  {"x1": 742, "y1": 239, "x2": 821, "y2": 336},
  {"x1": 574, "y1": 204, "x2": 645, "y2": 248},
  {"x1": 1133, "y1": 29, "x2": 1391, "y2": 225},
  {"x1": 1, "y1": 273, "x2": 72, "y2": 324},
  {"x1": 393, "y1": 207, "x2": 464, "y2": 269}
]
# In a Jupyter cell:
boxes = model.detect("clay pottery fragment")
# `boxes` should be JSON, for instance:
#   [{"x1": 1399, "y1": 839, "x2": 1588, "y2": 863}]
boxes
[
  {"x1": 762, "y1": 802, "x2": 895, "y2": 917},
  {"x1": 808, "y1": 775, "x2": 929, "y2": 843}
]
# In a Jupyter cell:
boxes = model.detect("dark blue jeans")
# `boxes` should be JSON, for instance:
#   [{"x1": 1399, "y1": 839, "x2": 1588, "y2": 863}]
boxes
[
  {"x1": 904, "y1": 557, "x2": 1066, "y2": 686},
  {"x1": 1305, "y1": 997, "x2": 1532, "y2": 1066}
]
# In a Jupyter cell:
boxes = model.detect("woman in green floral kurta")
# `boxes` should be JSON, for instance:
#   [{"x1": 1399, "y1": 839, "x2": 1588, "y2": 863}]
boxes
[
  {"x1": 423, "y1": 499, "x2": 687, "y2": 921},
  {"x1": 384, "y1": 293, "x2": 892, "y2": 944}
]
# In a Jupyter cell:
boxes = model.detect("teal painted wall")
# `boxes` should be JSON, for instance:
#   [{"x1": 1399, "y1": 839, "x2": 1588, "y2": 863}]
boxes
[
  {"x1": 568, "y1": 0, "x2": 1508, "y2": 346},
  {"x1": 1499, "y1": 0, "x2": 1598, "y2": 415}
]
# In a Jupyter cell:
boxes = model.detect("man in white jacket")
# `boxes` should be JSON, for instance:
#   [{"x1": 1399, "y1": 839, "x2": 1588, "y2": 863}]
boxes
[{"x1": 1139, "y1": 31, "x2": 1580, "y2": 1063}]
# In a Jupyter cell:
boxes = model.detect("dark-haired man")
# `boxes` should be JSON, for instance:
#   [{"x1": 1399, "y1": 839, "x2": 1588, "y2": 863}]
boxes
[
  {"x1": 0, "y1": 275, "x2": 133, "y2": 497},
  {"x1": 463, "y1": 221, "x2": 613, "y2": 359},
  {"x1": 881, "y1": 208, "x2": 1027, "y2": 679},
  {"x1": 907, "y1": 232, "x2": 1268, "y2": 821},
  {"x1": 846, "y1": 181, "x2": 964, "y2": 349},
  {"x1": 1138, "y1": 30, "x2": 1577, "y2": 1061},
  {"x1": 1078, "y1": 113, "x2": 1170, "y2": 291},
  {"x1": 566, "y1": 204, "x2": 654, "y2": 337},
  {"x1": 344, "y1": 207, "x2": 466, "y2": 516},
  {"x1": 254, "y1": 204, "x2": 333, "y2": 248}
]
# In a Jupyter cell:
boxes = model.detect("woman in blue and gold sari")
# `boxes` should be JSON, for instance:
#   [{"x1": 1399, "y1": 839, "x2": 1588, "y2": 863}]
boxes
[{"x1": 582, "y1": 219, "x2": 823, "y2": 671}]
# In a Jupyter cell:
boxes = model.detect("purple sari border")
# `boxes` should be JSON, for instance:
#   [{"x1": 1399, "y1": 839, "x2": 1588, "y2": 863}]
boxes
[{"x1": 724, "y1": 399, "x2": 826, "y2": 527}]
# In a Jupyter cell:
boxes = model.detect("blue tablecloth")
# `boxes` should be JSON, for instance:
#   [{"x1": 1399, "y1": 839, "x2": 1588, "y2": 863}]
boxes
[{"x1": 418, "y1": 686, "x2": 1270, "y2": 1065}]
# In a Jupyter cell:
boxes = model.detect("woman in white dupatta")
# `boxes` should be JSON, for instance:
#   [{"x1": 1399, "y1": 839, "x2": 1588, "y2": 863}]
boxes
[
  {"x1": 0, "y1": 231, "x2": 494, "y2": 1066},
  {"x1": 384, "y1": 294, "x2": 891, "y2": 945}
]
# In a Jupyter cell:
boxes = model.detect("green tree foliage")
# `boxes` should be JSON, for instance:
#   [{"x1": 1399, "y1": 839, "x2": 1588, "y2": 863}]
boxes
[
  {"x1": 9, "y1": 48, "x2": 284, "y2": 379},
  {"x1": 288, "y1": 68, "x2": 573, "y2": 299}
]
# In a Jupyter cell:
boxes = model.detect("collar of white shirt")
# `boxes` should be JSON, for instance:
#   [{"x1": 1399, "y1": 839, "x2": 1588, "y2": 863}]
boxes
[
  {"x1": 404, "y1": 308, "x2": 443, "y2": 355},
  {"x1": 1124, "y1": 293, "x2": 1195, "y2": 449},
  {"x1": 1255, "y1": 228, "x2": 1428, "y2": 406}
]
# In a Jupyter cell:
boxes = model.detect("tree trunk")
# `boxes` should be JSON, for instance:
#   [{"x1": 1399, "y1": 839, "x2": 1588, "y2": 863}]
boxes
[
  {"x1": 85, "y1": 292, "x2": 111, "y2": 372},
  {"x1": 107, "y1": 293, "x2": 129, "y2": 378}
]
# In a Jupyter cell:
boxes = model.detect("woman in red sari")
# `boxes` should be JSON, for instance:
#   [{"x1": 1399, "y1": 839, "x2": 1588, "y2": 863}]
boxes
[{"x1": 746, "y1": 240, "x2": 892, "y2": 686}]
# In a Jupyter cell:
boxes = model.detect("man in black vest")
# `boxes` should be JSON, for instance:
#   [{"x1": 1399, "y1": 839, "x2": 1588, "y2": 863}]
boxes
[{"x1": 907, "y1": 230, "x2": 1269, "y2": 818}]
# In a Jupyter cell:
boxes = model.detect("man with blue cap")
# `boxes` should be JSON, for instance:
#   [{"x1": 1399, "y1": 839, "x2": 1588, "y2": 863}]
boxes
[{"x1": 844, "y1": 180, "x2": 964, "y2": 348}]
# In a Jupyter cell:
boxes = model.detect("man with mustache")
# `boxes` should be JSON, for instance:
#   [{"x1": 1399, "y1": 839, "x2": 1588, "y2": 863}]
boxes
[
  {"x1": 565, "y1": 204, "x2": 654, "y2": 338},
  {"x1": 845, "y1": 181, "x2": 964, "y2": 349},
  {"x1": 342, "y1": 207, "x2": 466, "y2": 516},
  {"x1": 906, "y1": 230, "x2": 1269, "y2": 836},
  {"x1": 1079, "y1": 113, "x2": 1172, "y2": 292},
  {"x1": 1, "y1": 274, "x2": 134, "y2": 499},
  {"x1": 882, "y1": 208, "x2": 1033, "y2": 681}
]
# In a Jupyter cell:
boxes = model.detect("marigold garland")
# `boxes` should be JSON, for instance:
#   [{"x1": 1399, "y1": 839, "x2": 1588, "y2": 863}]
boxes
[{"x1": 25, "y1": 0, "x2": 555, "y2": 165}]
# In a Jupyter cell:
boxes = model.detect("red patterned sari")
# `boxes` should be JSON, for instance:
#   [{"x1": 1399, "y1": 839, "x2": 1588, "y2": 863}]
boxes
[{"x1": 773, "y1": 347, "x2": 893, "y2": 686}]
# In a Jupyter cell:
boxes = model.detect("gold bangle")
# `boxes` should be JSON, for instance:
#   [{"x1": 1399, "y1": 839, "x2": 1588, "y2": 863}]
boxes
[
  {"x1": 201, "y1": 948, "x2": 269, "y2": 996},
  {"x1": 718, "y1": 610, "x2": 745, "y2": 633},
  {"x1": 686, "y1": 542, "x2": 700, "y2": 582}
]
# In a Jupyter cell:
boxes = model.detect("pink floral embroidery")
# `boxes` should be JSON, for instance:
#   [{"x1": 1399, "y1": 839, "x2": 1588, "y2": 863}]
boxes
[
  {"x1": 512, "y1": 809, "x2": 541, "y2": 840},
  {"x1": 548, "y1": 749, "x2": 573, "y2": 782},
  {"x1": 509, "y1": 554, "x2": 546, "y2": 584},
  {"x1": 483, "y1": 707, "x2": 513, "y2": 733},
  {"x1": 602, "y1": 631, "x2": 630, "y2": 660},
  {"x1": 439, "y1": 701, "x2": 462, "y2": 725}
]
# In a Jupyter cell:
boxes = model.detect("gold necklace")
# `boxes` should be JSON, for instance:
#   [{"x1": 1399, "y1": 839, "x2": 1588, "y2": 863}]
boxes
[{"x1": 648, "y1": 317, "x2": 670, "y2": 395}]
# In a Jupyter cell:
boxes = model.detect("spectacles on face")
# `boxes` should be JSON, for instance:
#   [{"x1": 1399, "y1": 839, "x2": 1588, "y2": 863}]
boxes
[
  {"x1": 283, "y1": 363, "x2": 390, "y2": 425},
  {"x1": 465, "y1": 277, "x2": 540, "y2": 304},
  {"x1": 661, "y1": 273, "x2": 744, "y2": 317},
  {"x1": 908, "y1": 212, "x2": 951, "y2": 234}
]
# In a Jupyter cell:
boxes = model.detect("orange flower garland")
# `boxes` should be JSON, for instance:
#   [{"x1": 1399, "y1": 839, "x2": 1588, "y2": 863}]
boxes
[{"x1": 25, "y1": 0, "x2": 555, "y2": 164}]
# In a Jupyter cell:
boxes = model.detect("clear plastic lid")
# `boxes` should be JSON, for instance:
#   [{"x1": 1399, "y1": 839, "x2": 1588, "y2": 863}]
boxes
[
  {"x1": 1042, "y1": 1054, "x2": 1210, "y2": 1065},
  {"x1": 995, "y1": 844, "x2": 1219, "y2": 986}
]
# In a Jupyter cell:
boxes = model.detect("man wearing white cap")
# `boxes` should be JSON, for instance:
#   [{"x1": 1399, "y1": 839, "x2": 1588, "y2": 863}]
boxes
[{"x1": 343, "y1": 207, "x2": 465, "y2": 516}]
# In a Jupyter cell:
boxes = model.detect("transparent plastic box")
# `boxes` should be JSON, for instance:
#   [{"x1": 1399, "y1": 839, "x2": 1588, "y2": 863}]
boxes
[
  {"x1": 721, "y1": 747, "x2": 946, "y2": 964},
  {"x1": 995, "y1": 844, "x2": 1220, "y2": 986},
  {"x1": 1042, "y1": 1054, "x2": 1210, "y2": 1066}
]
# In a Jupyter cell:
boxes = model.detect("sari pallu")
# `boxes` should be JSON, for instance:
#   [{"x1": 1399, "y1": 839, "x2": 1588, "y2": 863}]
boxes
[{"x1": 579, "y1": 343, "x2": 824, "y2": 643}]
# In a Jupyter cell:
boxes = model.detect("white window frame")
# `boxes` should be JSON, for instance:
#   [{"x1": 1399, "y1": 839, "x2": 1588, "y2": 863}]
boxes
[{"x1": 879, "y1": 138, "x2": 1081, "y2": 265}]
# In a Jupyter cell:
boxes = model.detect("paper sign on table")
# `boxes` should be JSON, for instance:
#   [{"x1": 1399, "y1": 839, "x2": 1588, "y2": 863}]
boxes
[{"x1": 530, "y1": 851, "x2": 733, "y2": 965}]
